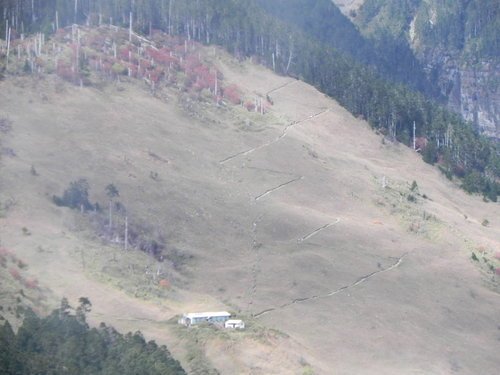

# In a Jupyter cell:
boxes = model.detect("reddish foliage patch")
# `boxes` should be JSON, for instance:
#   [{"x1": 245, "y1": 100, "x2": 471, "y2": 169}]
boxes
[
  {"x1": 223, "y1": 84, "x2": 242, "y2": 105},
  {"x1": 87, "y1": 33, "x2": 106, "y2": 49},
  {"x1": 182, "y1": 55, "x2": 217, "y2": 92},
  {"x1": 149, "y1": 67, "x2": 165, "y2": 83},
  {"x1": 24, "y1": 278, "x2": 39, "y2": 289},
  {"x1": 0, "y1": 247, "x2": 10, "y2": 257},
  {"x1": 452, "y1": 164, "x2": 466, "y2": 178},
  {"x1": 415, "y1": 137, "x2": 428, "y2": 151},
  {"x1": 496, "y1": 268, "x2": 500, "y2": 276},
  {"x1": 146, "y1": 47, "x2": 178, "y2": 66},
  {"x1": 9, "y1": 267, "x2": 21, "y2": 280},
  {"x1": 127, "y1": 64, "x2": 138, "y2": 78},
  {"x1": 139, "y1": 59, "x2": 153, "y2": 70},
  {"x1": 119, "y1": 46, "x2": 133, "y2": 61},
  {"x1": 174, "y1": 44, "x2": 186, "y2": 55},
  {"x1": 56, "y1": 62, "x2": 78, "y2": 83},
  {"x1": 54, "y1": 28, "x2": 69, "y2": 41},
  {"x1": 245, "y1": 101, "x2": 255, "y2": 112},
  {"x1": 158, "y1": 279, "x2": 170, "y2": 289}
]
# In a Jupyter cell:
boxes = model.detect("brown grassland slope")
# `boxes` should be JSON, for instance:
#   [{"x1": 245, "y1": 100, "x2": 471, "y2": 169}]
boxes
[{"x1": 1, "y1": 39, "x2": 499, "y2": 374}]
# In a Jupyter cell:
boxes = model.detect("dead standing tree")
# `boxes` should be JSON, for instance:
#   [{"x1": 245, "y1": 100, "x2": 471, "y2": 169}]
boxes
[{"x1": 105, "y1": 183, "x2": 119, "y2": 235}]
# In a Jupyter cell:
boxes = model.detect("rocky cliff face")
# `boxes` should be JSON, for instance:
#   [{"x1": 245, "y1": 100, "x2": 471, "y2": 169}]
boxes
[
  {"x1": 332, "y1": 0, "x2": 499, "y2": 139},
  {"x1": 421, "y1": 50, "x2": 499, "y2": 138}
]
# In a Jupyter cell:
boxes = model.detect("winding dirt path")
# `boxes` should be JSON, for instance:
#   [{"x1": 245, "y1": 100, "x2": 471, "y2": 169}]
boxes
[
  {"x1": 297, "y1": 219, "x2": 341, "y2": 242},
  {"x1": 255, "y1": 176, "x2": 304, "y2": 201},
  {"x1": 265, "y1": 79, "x2": 299, "y2": 96},
  {"x1": 219, "y1": 109, "x2": 330, "y2": 165},
  {"x1": 254, "y1": 252, "x2": 410, "y2": 318}
]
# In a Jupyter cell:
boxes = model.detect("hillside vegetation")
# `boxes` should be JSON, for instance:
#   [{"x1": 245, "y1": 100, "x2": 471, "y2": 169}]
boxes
[
  {"x1": 356, "y1": 0, "x2": 500, "y2": 58},
  {"x1": 350, "y1": 0, "x2": 500, "y2": 139},
  {"x1": 0, "y1": 300, "x2": 186, "y2": 375},
  {"x1": 0, "y1": 0, "x2": 499, "y2": 199},
  {"x1": 0, "y1": 35, "x2": 499, "y2": 372},
  {"x1": 0, "y1": 5, "x2": 499, "y2": 375}
]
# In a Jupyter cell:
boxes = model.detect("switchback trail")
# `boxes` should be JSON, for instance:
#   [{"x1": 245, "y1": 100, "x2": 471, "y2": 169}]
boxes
[
  {"x1": 219, "y1": 108, "x2": 329, "y2": 165},
  {"x1": 253, "y1": 252, "x2": 410, "y2": 318},
  {"x1": 298, "y1": 219, "x2": 340, "y2": 242},
  {"x1": 255, "y1": 176, "x2": 304, "y2": 201},
  {"x1": 247, "y1": 215, "x2": 264, "y2": 310},
  {"x1": 266, "y1": 79, "x2": 298, "y2": 96}
]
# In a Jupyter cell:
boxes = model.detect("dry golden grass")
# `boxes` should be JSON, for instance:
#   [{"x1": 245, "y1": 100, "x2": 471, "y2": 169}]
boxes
[{"x1": 0, "y1": 45, "x2": 499, "y2": 374}]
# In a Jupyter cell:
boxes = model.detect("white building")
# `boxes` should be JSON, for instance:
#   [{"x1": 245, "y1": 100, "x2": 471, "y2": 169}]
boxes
[
  {"x1": 224, "y1": 319, "x2": 245, "y2": 329},
  {"x1": 178, "y1": 311, "x2": 231, "y2": 326}
]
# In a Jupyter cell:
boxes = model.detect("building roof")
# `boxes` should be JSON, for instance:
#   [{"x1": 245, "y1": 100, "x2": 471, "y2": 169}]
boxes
[
  {"x1": 225, "y1": 319, "x2": 243, "y2": 324},
  {"x1": 183, "y1": 311, "x2": 231, "y2": 319}
]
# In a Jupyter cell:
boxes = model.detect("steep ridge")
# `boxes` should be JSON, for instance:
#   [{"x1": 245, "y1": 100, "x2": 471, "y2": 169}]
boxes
[
  {"x1": 0, "y1": 42, "x2": 499, "y2": 375},
  {"x1": 338, "y1": 0, "x2": 500, "y2": 139}
]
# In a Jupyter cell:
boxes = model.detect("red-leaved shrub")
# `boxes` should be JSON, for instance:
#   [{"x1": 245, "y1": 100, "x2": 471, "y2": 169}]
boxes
[
  {"x1": 245, "y1": 101, "x2": 255, "y2": 112},
  {"x1": 9, "y1": 268, "x2": 21, "y2": 280},
  {"x1": 158, "y1": 279, "x2": 170, "y2": 289},
  {"x1": 0, "y1": 247, "x2": 10, "y2": 257},
  {"x1": 223, "y1": 84, "x2": 242, "y2": 105},
  {"x1": 24, "y1": 278, "x2": 39, "y2": 289}
]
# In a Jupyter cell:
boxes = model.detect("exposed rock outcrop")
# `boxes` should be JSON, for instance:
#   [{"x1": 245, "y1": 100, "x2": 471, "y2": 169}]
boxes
[{"x1": 422, "y1": 50, "x2": 499, "y2": 139}]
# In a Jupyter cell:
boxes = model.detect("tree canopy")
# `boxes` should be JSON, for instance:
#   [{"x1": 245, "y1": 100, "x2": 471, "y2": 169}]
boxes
[{"x1": 0, "y1": 300, "x2": 186, "y2": 375}]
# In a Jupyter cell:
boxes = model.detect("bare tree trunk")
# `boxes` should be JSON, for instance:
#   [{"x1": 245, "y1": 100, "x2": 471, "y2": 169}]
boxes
[
  {"x1": 285, "y1": 41, "x2": 293, "y2": 74},
  {"x1": 413, "y1": 121, "x2": 416, "y2": 150},
  {"x1": 390, "y1": 118, "x2": 396, "y2": 140},
  {"x1": 109, "y1": 200, "x2": 113, "y2": 229},
  {"x1": 55, "y1": 11, "x2": 59, "y2": 30},
  {"x1": 214, "y1": 70, "x2": 217, "y2": 96},
  {"x1": 168, "y1": 0, "x2": 173, "y2": 34},
  {"x1": 206, "y1": 12, "x2": 210, "y2": 44},
  {"x1": 6, "y1": 27, "x2": 11, "y2": 69},
  {"x1": 76, "y1": 29, "x2": 80, "y2": 70},
  {"x1": 129, "y1": 12, "x2": 133, "y2": 42},
  {"x1": 124, "y1": 215, "x2": 128, "y2": 250}
]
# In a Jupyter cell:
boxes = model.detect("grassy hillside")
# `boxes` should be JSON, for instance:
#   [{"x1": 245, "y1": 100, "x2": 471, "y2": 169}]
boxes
[{"x1": 1, "y1": 27, "x2": 499, "y2": 374}]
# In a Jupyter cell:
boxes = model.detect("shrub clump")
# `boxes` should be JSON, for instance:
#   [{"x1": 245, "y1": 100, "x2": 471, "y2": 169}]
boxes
[{"x1": 53, "y1": 178, "x2": 93, "y2": 211}]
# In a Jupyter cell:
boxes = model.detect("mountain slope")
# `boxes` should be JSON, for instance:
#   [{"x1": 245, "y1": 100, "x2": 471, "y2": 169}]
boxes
[
  {"x1": 336, "y1": 0, "x2": 500, "y2": 138},
  {"x1": 1, "y1": 35, "x2": 499, "y2": 375},
  {"x1": 257, "y1": 0, "x2": 439, "y2": 97},
  {"x1": 1, "y1": 0, "x2": 498, "y2": 200}
]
